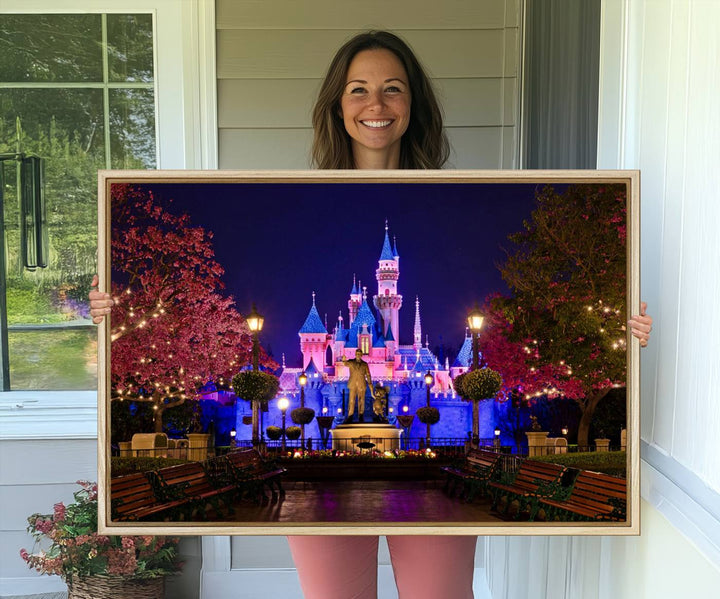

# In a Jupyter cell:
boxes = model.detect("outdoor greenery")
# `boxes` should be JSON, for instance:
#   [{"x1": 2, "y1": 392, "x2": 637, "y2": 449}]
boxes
[
  {"x1": 415, "y1": 407, "x2": 440, "y2": 424},
  {"x1": 266, "y1": 426, "x2": 282, "y2": 440},
  {"x1": 290, "y1": 407, "x2": 315, "y2": 425},
  {"x1": 533, "y1": 450, "x2": 626, "y2": 476},
  {"x1": 0, "y1": 13, "x2": 156, "y2": 389}
]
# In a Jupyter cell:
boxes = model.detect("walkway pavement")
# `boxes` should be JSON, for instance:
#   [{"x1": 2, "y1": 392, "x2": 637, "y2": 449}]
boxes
[{"x1": 223, "y1": 480, "x2": 502, "y2": 524}]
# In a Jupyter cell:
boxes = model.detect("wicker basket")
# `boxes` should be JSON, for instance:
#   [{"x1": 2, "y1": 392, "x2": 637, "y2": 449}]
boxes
[{"x1": 67, "y1": 575, "x2": 165, "y2": 599}]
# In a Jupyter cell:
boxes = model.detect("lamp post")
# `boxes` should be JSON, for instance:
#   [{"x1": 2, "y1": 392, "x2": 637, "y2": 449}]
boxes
[
  {"x1": 423, "y1": 371, "x2": 434, "y2": 447},
  {"x1": 230, "y1": 428, "x2": 237, "y2": 448},
  {"x1": 278, "y1": 397, "x2": 289, "y2": 453},
  {"x1": 246, "y1": 304, "x2": 264, "y2": 371},
  {"x1": 298, "y1": 371, "x2": 307, "y2": 407},
  {"x1": 467, "y1": 305, "x2": 484, "y2": 371},
  {"x1": 493, "y1": 427, "x2": 501, "y2": 450},
  {"x1": 246, "y1": 304, "x2": 264, "y2": 445}
]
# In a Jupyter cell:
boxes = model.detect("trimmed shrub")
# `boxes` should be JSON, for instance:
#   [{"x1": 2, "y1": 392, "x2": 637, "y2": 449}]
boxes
[
  {"x1": 266, "y1": 426, "x2": 282, "y2": 440},
  {"x1": 291, "y1": 407, "x2": 315, "y2": 425},
  {"x1": 458, "y1": 368, "x2": 503, "y2": 402},
  {"x1": 285, "y1": 426, "x2": 301, "y2": 440},
  {"x1": 231, "y1": 370, "x2": 279, "y2": 403}
]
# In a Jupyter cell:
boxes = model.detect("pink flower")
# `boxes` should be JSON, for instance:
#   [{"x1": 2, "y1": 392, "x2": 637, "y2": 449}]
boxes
[
  {"x1": 53, "y1": 503, "x2": 66, "y2": 521},
  {"x1": 121, "y1": 537, "x2": 135, "y2": 549}
]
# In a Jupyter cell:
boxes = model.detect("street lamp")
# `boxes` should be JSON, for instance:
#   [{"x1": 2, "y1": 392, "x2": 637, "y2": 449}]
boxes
[
  {"x1": 561, "y1": 426, "x2": 569, "y2": 437},
  {"x1": 424, "y1": 371, "x2": 433, "y2": 406},
  {"x1": 298, "y1": 371, "x2": 307, "y2": 407},
  {"x1": 494, "y1": 427, "x2": 501, "y2": 449},
  {"x1": 246, "y1": 304, "x2": 264, "y2": 371},
  {"x1": 230, "y1": 428, "x2": 237, "y2": 448},
  {"x1": 278, "y1": 397, "x2": 290, "y2": 453},
  {"x1": 467, "y1": 305, "x2": 484, "y2": 371}
]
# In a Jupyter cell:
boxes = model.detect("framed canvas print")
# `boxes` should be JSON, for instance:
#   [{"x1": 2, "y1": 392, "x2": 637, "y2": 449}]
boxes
[{"x1": 97, "y1": 169, "x2": 640, "y2": 536}]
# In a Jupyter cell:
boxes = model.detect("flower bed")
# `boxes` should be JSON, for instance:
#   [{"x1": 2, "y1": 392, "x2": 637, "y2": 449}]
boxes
[{"x1": 276, "y1": 449, "x2": 447, "y2": 481}]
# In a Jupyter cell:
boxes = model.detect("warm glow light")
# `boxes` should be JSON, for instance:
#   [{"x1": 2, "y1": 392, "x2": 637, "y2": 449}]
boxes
[
  {"x1": 403, "y1": 405, "x2": 409, "y2": 413},
  {"x1": 467, "y1": 306, "x2": 484, "y2": 331},
  {"x1": 322, "y1": 406, "x2": 328, "y2": 414},
  {"x1": 247, "y1": 304, "x2": 264, "y2": 332},
  {"x1": 278, "y1": 397, "x2": 290, "y2": 411},
  {"x1": 424, "y1": 371, "x2": 433, "y2": 386},
  {"x1": 298, "y1": 372, "x2": 308, "y2": 387}
]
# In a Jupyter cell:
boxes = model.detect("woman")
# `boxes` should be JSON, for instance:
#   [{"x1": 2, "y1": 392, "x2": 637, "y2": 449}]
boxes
[{"x1": 91, "y1": 31, "x2": 653, "y2": 599}]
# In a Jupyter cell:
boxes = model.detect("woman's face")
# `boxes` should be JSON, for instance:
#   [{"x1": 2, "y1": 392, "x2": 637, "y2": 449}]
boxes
[{"x1": 340, "y1": 49, "x2": 411, "y2": 167}]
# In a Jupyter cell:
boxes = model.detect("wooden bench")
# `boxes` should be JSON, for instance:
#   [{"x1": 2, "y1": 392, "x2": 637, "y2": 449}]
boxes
[
  {"x1": 489, "y1": 459, "x2": 566, "y2": 519},
  {"x1": 441, "y1": 448, "x2": 502, "y2": 502},
  {"x1": 148, "y1": 461, "x2": 237, "y2": 520},
  {"x1": 222, "y1": 448, "x2": 287, "y2": 504},
  {"x1": 536, "y1": 469, "x2": 627, "y2": 521},
  {"x1": 110, "y1": 472, "x2": 189, "y2": 522}
]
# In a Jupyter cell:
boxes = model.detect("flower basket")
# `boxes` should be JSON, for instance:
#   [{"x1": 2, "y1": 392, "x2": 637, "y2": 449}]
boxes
[{"x1": 68, "y1": 575, "x2": 164, "y2": 599}]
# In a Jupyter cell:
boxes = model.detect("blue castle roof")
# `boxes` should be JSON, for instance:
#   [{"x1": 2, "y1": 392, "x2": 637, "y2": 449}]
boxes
[
  {"x1": 452, "y1": 335, "x2": 482, "y2": 368},
  {"x1": 299, "y1": 303, "x2": 327, "y2": 335},
  {"x1": 379, "y1": 228, "x2": 394, "y2": 261}
]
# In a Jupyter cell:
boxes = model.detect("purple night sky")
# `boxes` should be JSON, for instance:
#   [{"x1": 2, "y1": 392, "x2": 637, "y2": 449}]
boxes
[{"x1": 130, "y1": 181, "x2": 546, "y2": 367}]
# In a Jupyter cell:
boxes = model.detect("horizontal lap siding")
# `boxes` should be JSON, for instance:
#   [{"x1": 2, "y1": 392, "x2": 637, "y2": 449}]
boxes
[{"x1": 216, "y1": 0, "x2": 521, "y2": 170}]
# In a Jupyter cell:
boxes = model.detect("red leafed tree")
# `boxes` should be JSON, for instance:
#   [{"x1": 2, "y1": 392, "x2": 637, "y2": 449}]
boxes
[
  {"x1": 110, "y1": 184, "x2": 276, "y2": 432},
  {"x1": 491, "y1": 184, "x2": 628, "y2": 448}
]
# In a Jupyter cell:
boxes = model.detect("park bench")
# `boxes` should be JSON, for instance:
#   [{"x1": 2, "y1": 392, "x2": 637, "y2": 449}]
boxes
[
  {"x1": 536, "y1": 469, "x2": 627, "y2": 521},
  {"x1": 148, "y1": 461, "x2": 237, "y2": 520},
  {"x1": 441, "y1": 448, "x2": 502, "y2": 502},
  {"x1": 110, "y1": 471, "x2": 190, "y2": 522},
  {"x1": 222, "y1": 448, "x2": 287, "y2": 504},
  {"x1": 489, "y1": 459, "x2": 566, "y2": 519}
]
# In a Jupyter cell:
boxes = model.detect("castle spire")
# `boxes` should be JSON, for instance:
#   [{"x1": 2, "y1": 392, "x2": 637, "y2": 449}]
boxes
[
  {"x1": 379, "y1": 221, "x2": 394, "y2": 261},
  {"x1": 413, "y1": 296, "x2": 422, "y2": 350}
]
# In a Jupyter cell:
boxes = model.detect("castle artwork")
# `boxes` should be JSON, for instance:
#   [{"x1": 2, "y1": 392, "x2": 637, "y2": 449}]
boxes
[{"x1": 99, "y1": 171, "x2": 640, "y2": 535}]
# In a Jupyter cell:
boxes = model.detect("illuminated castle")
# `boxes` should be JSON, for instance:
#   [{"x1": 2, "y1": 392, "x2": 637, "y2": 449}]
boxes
[{"x1": 270, "y1": 223, "x2": 495, "y2": 440}]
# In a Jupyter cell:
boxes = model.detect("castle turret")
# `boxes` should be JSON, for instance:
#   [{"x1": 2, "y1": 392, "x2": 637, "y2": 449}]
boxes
[
  {"x1": 373, "y1": 221, "x2": 403, "y2": 343},
  {"x1": 298, "y1": 292, "x2": 331, "y2": 371},
  {"x1": 348, "y1": 275, "x2": 361, "y2": 325},
  {"x1": 413, "y1": 296, "x2": 422, "y2": 351}
]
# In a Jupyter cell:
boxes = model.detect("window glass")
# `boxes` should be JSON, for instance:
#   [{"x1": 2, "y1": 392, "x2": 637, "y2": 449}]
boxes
[
  {"x1": 0, "y1": 13, "x2": 156, "y2": 390},
  {"x1": 0, "y1": 14, "x2": 103, "y2": 82},
  {"x1": 107, "y1": 14, "x2": 154, "y2": 83}
]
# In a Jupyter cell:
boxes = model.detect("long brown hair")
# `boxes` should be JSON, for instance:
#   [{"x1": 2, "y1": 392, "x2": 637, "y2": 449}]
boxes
[{"x1": 311, "y1": 31, "x2": 449, "y2": 170}]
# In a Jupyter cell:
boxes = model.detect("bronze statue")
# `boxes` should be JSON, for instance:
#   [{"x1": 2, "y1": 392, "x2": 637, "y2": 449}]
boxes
[
  {"x1": 339, "y1": 349, "x2": 374, "y2": 423},
  {"x1": 372, "y1": 384, "x2": 389, "y2": 423}
]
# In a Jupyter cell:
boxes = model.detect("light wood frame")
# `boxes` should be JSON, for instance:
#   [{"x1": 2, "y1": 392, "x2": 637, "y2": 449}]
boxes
[{"x1": 97, "y1": 169, "x2": 640, "y2": 536}]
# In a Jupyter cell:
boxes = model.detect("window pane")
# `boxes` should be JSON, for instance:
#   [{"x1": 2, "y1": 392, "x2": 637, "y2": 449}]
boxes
[
  {"x1": 110, "y1": 88, "x2": 156, "y2": 168},
  {"x1": 8, "y1": 329, "x2": 97, "y2": 390},
  {"x1": 107, "y1": 14, "x2": 154, "y2": 83},
  {"x1": 0, "y1": 14, "x2": 103, "y2": 82}
]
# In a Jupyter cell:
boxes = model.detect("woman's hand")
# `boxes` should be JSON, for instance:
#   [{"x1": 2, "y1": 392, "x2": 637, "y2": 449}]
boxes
[
  {"x1": 89, "y1": 274, "x2": 114, "y2": 324},
  {"x1": 628, "y1": 301, "x2": 652, "y2": 347}
]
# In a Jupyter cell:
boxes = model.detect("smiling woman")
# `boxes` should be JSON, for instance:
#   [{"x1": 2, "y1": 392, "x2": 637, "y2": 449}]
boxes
[{"x1": 311, "y1": 30, "x2": 448, "y2": 170}]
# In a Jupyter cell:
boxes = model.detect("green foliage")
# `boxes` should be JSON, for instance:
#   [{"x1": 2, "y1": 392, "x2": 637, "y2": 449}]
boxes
[
  {"x1": 20, "y1": 481, "x2": 182, "y2": 581},
  {"x1": 231, "y1": 370, "x2": 279, "y2": 404},
  {"x1": 532, "y1": 451, "x2": 626, "y2": 476},
  {"x1": 452, "y1": 372, "x2": 467, "y2": 398},
  {"x1": 415, "y1": 406, "x2": 440, "y2": 424},
  {"x1": 111, "y1": 457, "x2": 189, "y2": 477},
  {"x1": 265, "y1": 426, "x2": 282, "y2": 441},
  {"x1": 290, "y1": 407, "x2": 316, "y2": 425},
  {"x1": 458, "y1": 368, "x2": 503, "y2": 402},
  {"x1": 285, "y1": 426, "x2": 301, "y2": 440}
]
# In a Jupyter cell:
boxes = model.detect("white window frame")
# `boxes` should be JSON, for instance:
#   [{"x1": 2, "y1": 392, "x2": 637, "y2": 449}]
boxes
[{"x1": 0, "y1": 0, "x2": 217, "y2": 439}]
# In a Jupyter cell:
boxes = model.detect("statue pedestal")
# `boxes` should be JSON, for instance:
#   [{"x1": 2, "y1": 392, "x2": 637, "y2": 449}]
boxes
[{"x1": 330, "y1": 424, "x2": 401, "y2": 452}]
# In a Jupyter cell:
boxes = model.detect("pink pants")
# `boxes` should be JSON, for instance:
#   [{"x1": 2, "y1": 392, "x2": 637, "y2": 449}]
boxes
[{"x1": 287, "y1": 535, "x2": 476, "y2": 599}]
